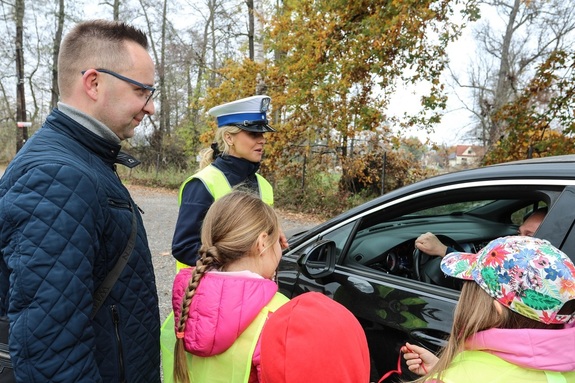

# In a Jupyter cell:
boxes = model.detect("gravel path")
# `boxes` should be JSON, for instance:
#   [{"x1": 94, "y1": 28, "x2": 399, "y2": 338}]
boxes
[{"x1": 128, "y1": 184, "x2": 322, "y2": 322}]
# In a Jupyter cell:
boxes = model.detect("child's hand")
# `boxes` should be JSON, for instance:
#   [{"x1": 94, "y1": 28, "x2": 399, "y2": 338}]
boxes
[
  {"x1": 279, "y1": 231, "x2": 289, "y2": 250},
  {"x1": 401, "y1": 342, "x2": 438, "y2": 376}
]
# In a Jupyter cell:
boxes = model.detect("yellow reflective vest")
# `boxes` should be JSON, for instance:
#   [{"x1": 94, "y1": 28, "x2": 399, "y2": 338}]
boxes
[
  {"x1": 430, "y1": 350, "x2": 575, "y2": 383},
  {"x1": 161, "y1": 292, "x2": 289, "y2": 383},
  {"x1": 175, "y1": 164, "x2": 273, "y2": 270},
  {"x1": 178, "y1": 164, "x2": 273, "y2": 206}
]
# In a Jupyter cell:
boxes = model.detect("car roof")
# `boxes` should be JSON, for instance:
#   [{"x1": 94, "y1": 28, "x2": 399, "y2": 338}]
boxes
[
  {"x1": 303, "y1": 155, "x2": 575, "y2": 235},
  {"x1": 417, "y1": 154, "x2": 575, "y2": 187},
  {"x1": 367, "y1": 154, "x2": 575, "y2": 204}
]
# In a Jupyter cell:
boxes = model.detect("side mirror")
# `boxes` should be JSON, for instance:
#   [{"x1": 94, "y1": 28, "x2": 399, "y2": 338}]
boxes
[{"x1": 297, "y1": 240, "x2": 336, "y2": 279}]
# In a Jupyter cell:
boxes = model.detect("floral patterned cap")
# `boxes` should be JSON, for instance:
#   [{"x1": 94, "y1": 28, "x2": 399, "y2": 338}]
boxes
[{"x1": 440, "y1": 235, "x2": 575, "y2": 324}]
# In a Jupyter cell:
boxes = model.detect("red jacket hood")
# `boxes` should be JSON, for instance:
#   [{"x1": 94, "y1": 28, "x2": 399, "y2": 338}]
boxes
[{"x1": 260, "y1": 292, "x2": 371, "y2": 383}]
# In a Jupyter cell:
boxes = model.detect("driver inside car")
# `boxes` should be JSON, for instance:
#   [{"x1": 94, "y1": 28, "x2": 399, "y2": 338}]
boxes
[{"x1": 415, "y1": 207, "x2": 547, "y2": 257}]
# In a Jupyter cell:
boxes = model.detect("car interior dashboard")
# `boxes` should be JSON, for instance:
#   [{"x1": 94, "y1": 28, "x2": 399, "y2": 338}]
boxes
[{"x1": 346, "y1": 213, "x2": 519, "y2": 280}]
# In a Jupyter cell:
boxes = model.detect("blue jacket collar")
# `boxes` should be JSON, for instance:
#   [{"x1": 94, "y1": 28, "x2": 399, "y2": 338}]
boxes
[
  {"x1": 214, "y1": 155, "x2": 260, "y2": 178},
  {"x1": 47, "y1": 108, "x2": 140, "y2": 168}
]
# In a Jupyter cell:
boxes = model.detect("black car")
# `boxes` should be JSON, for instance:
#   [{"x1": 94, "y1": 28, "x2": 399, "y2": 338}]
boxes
[{"x1": 277, "y1": 155, "x2": 575, "y2": 382}]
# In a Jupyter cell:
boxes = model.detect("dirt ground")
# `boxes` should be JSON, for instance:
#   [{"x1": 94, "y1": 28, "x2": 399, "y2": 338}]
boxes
[{"x1": 127, "y1": 184, "x2": 322, "y2": 322}]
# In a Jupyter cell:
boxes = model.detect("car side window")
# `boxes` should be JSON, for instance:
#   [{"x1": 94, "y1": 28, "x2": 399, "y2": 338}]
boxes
[
  {"x1": 320, "y1": 222, "x2": 355, "y2": 260},
  {"x1": 341, "y1": 194, "x2": 543, "y2": 284},
  {"x1": 511, "y1": 202, "x2": 548, "y2": 225}
]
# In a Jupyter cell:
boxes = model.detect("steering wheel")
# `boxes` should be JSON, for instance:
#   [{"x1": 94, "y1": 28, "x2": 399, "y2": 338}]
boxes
[{"x1": 413, "y1": 234, "x2": 465, "y2": 288}]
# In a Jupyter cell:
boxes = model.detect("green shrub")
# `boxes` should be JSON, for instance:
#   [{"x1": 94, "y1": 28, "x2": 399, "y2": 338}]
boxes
[
  {"x1": 274, "y1": 171, "x2": 372, "y2": 219},
  {"x1": 118, "y1": 164, "x2": 373, "y2": 219},
  {"x1": 116, "y1": 164, "x2": 191, "y2": 190}
]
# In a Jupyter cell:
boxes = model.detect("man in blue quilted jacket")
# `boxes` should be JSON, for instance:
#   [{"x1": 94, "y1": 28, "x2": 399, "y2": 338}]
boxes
[{"x1": 0, "y1": 20, "x2": 160, "y2": 382}]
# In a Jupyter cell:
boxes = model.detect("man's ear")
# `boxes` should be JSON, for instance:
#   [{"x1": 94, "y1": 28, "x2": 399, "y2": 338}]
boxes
[
  {"x1": 81, "y1": 69, "x2": 100, "y2": 101},
  {"x1": 256, "y1": 232, "x2": 269, "y2": 256}
]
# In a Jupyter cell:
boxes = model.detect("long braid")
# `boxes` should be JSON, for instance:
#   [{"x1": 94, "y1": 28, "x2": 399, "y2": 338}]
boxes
[{"x1": 173, "y1": 248, "x2": 218, "y2": 383}]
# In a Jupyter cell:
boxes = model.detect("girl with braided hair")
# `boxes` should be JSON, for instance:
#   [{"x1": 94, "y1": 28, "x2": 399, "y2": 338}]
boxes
[{"x1": 171, "y1": 190, "x2": 289, "y2": 383}]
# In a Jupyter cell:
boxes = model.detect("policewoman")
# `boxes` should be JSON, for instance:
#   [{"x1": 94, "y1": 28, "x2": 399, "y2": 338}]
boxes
[
  {"x1": 171, "y1": 95, "x2": 276, "y2": 268},
  {"x1": 162, "y1": 96, "x2": 278, "y2": 381}
]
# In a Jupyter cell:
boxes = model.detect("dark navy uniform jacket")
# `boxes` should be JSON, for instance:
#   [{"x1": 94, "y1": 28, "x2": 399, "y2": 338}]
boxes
[{"x1": 171, "y1": 156, "x2": 261, "y2": 266}]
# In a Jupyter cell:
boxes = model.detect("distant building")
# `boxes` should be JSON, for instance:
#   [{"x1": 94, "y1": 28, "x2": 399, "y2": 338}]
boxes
[{"x1": 448, "y1": 145, "x2": 485, "y2": 168}]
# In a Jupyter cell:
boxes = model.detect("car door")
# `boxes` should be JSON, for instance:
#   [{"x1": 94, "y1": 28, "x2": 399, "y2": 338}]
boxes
[{"x1": 279, "y1": 181, "x2": 572, "y2": 382}]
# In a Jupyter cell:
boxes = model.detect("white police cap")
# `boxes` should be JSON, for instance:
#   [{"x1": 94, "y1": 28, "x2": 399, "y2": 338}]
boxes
[{"x1": 208, "y1": 95, "x2": 276, "y2": 133}]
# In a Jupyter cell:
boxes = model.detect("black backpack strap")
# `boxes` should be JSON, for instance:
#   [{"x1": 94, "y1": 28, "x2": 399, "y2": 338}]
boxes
[{"x1": 90, "y1": 207, "x2": 138, "y2": 319}]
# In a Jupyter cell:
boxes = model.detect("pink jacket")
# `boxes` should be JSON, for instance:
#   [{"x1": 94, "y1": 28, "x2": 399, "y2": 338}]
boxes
[
  {"x1": 172, "y1": 268, "x2": 279, "y2": 382},
  {"x1": 465, "y1": 325, "x2": 575, "y2": 371}
]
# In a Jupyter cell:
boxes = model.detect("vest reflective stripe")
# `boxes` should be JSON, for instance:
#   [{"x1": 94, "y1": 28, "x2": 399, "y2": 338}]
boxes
[
  {"x1": 435, "y1": 350, "x2": 575, "y2": 383},
  {"x1": 160, "y1": 292, "x2": 288, "y2": 383},
  {"x1": 175, "y1": 164, "x2": 274, "y2": 270},
  {"x1": 177, "y1": 165, "x2": 273, "y2": 206},
  {"x1": 545, "y1": 372, "x2": 567, "y2": 383},
  {"x1": 255, "y1": 173, "x2": 273, "y2": 206},
  {"x1": 160, "y1": 311, "x2": 177, "y2": 382}
]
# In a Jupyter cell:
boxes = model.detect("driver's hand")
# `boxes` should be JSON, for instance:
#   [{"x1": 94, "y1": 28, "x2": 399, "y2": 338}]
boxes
[{"x1": 415, "y1": 232, "x2": 448, "y2": 257}]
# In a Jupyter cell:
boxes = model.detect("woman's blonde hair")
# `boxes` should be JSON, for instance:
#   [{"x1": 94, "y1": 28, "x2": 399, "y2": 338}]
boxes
[
  {"x1": 412, "y1": 281, "x2": 565, "y2": 383},
  {"x1": 198, "y1": 125, "x2": 243, "y2": 170},
  {"x1": 172, "y1": 190, "x2": 280, "y2": 383}
]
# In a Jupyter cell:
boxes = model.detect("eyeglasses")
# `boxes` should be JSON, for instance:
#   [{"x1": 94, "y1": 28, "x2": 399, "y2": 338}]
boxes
[{"x1": 81, "y1": 68, "x2": 156, "y2": 106}]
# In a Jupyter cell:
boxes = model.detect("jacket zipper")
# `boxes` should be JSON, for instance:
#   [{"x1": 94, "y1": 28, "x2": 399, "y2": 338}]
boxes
[
  {"x1": 111, "y1": 305, "x2": 126, "y2": 383},
  {"x1": 108, "y1": 198, "x2": 131, "y2": 210},
  {"x1": 109, "y1": 197, "x2": 144, "y2": 215}
]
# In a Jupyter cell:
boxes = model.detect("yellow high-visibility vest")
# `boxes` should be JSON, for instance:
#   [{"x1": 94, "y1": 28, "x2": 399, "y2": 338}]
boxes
[
  {"x1": 175, "y1": 164, "x2": 273, "y2": 270},
  {"x1": 178, "y1": 164, "x2": 273, "y2": 206},
  {"x1": 432, "y1": 350, "x2": 575, "y2": 383}
]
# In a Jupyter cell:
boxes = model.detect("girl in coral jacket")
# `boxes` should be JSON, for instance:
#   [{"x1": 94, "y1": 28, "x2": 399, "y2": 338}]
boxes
[
  {"x1": 403, "y1": 235, "x2": 575, "y2": 383},
  {"x1": 171, "y1": 190, "x2": 289, "y2": 383}
]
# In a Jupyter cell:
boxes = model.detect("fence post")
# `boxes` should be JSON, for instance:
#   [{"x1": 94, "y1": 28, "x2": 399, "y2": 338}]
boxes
[
  {"x1": 381, "y1": 151, "x2": 386, "y2": 195},
  {"x1": 301, "y1": 154, "x2": 307, "y2": 190}
]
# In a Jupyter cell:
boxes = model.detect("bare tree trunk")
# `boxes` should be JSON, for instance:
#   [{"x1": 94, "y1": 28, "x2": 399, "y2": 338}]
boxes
[
  {"x1": 253, "y1": 0, "x2": 264, "y2": 63},
  {"x1": 159, "y1": 0, "x2": 168, "y2": 136},
  {"x1": 488, "y1": 0, "x2": 520, "y2": 147},
  {"x1": 210, "y1": 0, "x2": 217, "y2": 86},
  {"x1": 15, "y1": 0, "x2": 27, "y2": 152},
  {"x1": 101, "y1": 0, "x2": 121, "y2": 19},
  {"x1": 50, "y1": 0, "x2": 65, "y2": 110},
  {"x1": 246, "y1": 0, "x2": 254, "y2": 60},
  {"x1": 190, "y1": 4, "x2": 213, "y2": 136},
  {"x1": 113, "y1": 0, "x2": 120, "y2": 20}
]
